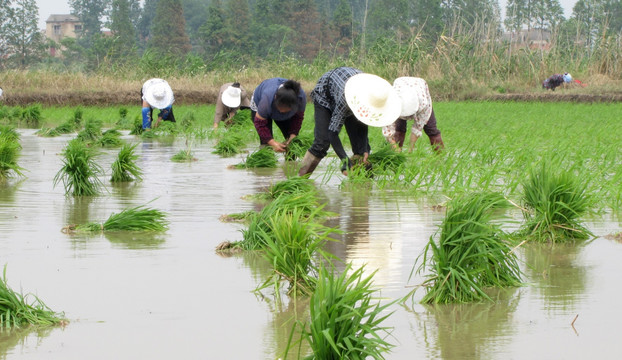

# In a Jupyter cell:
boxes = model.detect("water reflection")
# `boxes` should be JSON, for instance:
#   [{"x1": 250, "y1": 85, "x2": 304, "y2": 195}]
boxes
[
  {"x1": 263, "y1": 297, "x2": 311, "y2": 360},
  {"x1": 104, "y1": 231, "x2": 166, "y2": 250},
  {"x1": 410, "y1": 289, "x2": 519, "y2": 360},
  {"x1": 522, "y1": 241, "x2": 589, "y2": 310},
  {"x1": 0, "y1": 180, "x2": 23, "y2": 228},
  {"x1": 62, "y1": 197, "x2": 94, "y2": 228},
  {"x1": 0, "y1": 326, "x2": 56, "y2": 357}
]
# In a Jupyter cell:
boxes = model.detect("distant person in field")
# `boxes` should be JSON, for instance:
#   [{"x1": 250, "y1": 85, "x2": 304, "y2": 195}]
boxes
[
  {"x1": 298, "y1": 67, "x2": 401, "y2": 176},
  {"x1": 0, "y1": 87, "x2": 3, "y2": 99},
  {"x1": 213, "y1": 82, "x2": 251, "y2": 129},
  {"x1": 542, "y1": 72, "x2": 573, "y2": 91},
  {"x1": 250, "y1": 78, "x2": 306, "y2": 152},
  {"x1": 382, "y1": 77, "x2": 444, "y2": 153},
  {"x1": 141, "y1": 78, "x2": 175, "y2": 130}
]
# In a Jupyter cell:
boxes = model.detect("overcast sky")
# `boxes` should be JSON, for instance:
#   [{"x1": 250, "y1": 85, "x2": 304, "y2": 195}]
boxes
[{"x1": 34, "y1": 0, "x2": 579, "y2": 30}]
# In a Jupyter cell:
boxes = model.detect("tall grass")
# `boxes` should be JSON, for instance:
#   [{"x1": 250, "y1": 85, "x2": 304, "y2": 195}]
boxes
[
  {"x1": 0, "y1": 266, "x2": 66, "y2": 328},
  {"x1": 515, "y1": 161, "x2": 593, "y2": 243},
  {"x1": 298, "y1": 264, "x2": 394, "y2": 359},
  {"x1": 413, "y1": 192, "x2": 523, "y2": 304},
  {"x1": 111, "y1": 143, "x2": 143, "y2": 182},
  {"x1": 53, "y1": 138, "x2": 104, "y2": 196}
]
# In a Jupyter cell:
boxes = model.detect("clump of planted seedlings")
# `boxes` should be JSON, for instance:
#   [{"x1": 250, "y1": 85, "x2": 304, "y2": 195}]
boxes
[
  {"x1": 515, "y1": 161, "x2": 593, "y2": 242},
  {"x1": 171, "y1": 148, "x2": 197, "y2": 162},
  {"x1": 284, "y1": 133, "x2": 313, "y2": 161},
  {"x1": 129, "y1": 116, "x2": 143, "y2": 135},
  {"x1": 20, "y1": 104, "x2": 42, "y2": 127},
  {"x1": 235, "y1": 147, "x2": 278, "y2": 168},
  {"x1": 228, "y1": 109, "x2": 251, "y2": 128},
  {"x1": 0, "y1": 125, "x2": 24, "y2": 179},
  {"x1": 53, "y1": 138, "x2": 104, "y2": 196},
  {"x1": 35, "y1": 127, "x2": 60, "y2": 137},
  {"x1": 254, "y1": 176, "x2": 316, "y2": 201},
  {"x1": 97, "y1": 129, "x2": 124, "y2": 148},
  {"x1": 77, "y1": 118, "x2": 103, "y2": 143},
  {"x1": 296, "y1": 264, "x2": 394, "y2": 359},
  {"x1": 368, "y1": 144, "x2": 407, "y2": 173},
  {"x1": 153, "y1": 121, "x2": 178, "y2": 136},
  {"x1": 66, "y1": 204, "x2": 168, "y2": 232},
  {"x1": 0, "y1": 266, "x2": 67, "y2": 328},
  {"x1": 256, "y1": 207, "x2": 337, "y2": 296},
  {"x1": 110, "y1": 143, "x2": 142, "y2": 182},
  {"x1": 413, "y1": 192, "x2": 523, "y2": 304},
  {"x1": 213, "y1": 131, "x2": 244, "y2": 156}
]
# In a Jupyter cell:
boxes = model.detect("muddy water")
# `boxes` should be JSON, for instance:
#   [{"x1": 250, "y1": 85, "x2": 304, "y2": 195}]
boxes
[{"x1": 1, "y1": 130, "x2": 621, "y2": 359}]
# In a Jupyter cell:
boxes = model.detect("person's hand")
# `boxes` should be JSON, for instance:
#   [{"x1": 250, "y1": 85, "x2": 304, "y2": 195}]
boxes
[
  {"x1": 284, "y1": 134, "x2": 296, "y2": 146},
  {"x1": 213, "y1": 123, "x2": 219, "y2": 130},
  {"x1": 268, "y1": 140, "x2": 286, "y2": 152}
]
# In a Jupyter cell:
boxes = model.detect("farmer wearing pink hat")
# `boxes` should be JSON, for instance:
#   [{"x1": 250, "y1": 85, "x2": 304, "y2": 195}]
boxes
[
  {"x1": 213, "y1": 82, "x2": 251, "y2": 129},
  {"x1": 298, "y1": 67, "x2": 401, "y2": 176},
  {"x1": 382, "y1": 77, "x2": 444, "y2": 153},
  {"x1": 141, "y1": 78, "x2": 175, "y2": 130}
]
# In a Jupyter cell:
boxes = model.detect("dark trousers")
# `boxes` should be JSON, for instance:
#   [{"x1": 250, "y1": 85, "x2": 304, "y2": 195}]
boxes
[
  {"x1": 309, "y1": 104, "x2": 370, "y2": 159},
  {"x1": 251, "y1": 110, "x2": 292, "y2": 145},
  {"x1": 394, "y1": 108, "x2": 441, "y2": 138}
]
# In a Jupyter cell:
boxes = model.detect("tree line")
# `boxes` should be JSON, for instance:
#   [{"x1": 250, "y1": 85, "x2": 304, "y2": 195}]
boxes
[{"x1": 1, "y1": 0, "x2": 622, "y2": 74}]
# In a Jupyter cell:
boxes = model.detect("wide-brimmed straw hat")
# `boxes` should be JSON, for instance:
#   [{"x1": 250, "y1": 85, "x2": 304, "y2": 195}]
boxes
[
  {"x1": 143, "y1": 78, "x2": 174, "y2": 109},
  {"x1": 563, "y1": 73, "x2": 573, "y2": 83},
  {"x1": 221, "y1": 85, "x2": 242, "y2": 108},
  {"x1": 393, "y1": 77, "x2": 420, "y2": 117},
  {"x1": 344, "y1": 73, "x2": 401, "y2": 127},
  {"x1": 0, "y1": 87, "x2": 3, "y2": 97}
]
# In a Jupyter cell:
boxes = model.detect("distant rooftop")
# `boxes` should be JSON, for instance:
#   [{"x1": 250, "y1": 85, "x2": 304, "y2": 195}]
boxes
[{"x1": 46, "y1": 14, "x2": 80, "y2": 23}]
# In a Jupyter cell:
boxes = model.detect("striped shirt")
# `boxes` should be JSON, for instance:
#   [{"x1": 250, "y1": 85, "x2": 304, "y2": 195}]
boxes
[{"x1": 310, "y1": 67, "x2": 362, "y2": 132}]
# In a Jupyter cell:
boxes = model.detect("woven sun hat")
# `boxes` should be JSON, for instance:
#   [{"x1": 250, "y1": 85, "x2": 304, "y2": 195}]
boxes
[
  {"x1": 0, "y1": 87, "x2": 3, "y2": 97},
  {"x1": 221, "y1": 84, "x2": 242, "y2": 108},
  {"x1": 344, "y1": 73, "x2": 402, "y2": 127},
  {"x1": 143, "y1": 78, "x2": 174, "y2": 109},
  {"x1": 393, "y1": 77, "x2": 421, "y2": 117},
  {"x1": 563, "y1": 73, "x2": 573, "y2": 83}
]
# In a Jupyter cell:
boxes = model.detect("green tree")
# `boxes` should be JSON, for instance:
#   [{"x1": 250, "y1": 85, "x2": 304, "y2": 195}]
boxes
[
  {"x1": 69, "y1": 0, "x2": 110, "y2": 48},
  {"x1": 197, "y1": 0, "x2": 226, "y2": 59},
  {"x1": 148, "y1": 0, "x2": 191, "y2": 57},
  {"x1": 138, "y1": 0, "x2": 158, "y2": 46},
  {"x1": 532, "y1": 0, "x2": 564, "y2": 30},
  {"x1": 109, "y1": 0, "x2": 138, "y2": 61},
  {"x1": 181, "y1": 0, "x2": 209, "y2": 47},
  {"x1": 6, "y1": 0, "x2": 46, "y2": 68},
  {"x1": 0, "y1": 0, "x2": 13, "y2": 68},
  {"x1": 504, "y1": 0, "x2": 530, "y2": 32},
  {"x1": 289, "y1": 0, "x2": 322, "y2": 59}
]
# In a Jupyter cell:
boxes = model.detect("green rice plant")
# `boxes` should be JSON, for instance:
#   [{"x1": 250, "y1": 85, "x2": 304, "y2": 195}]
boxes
[
  {"x1": 153, "y1": 121, "x2": 178, "y2": 135},
  {"x1": 179, "y1": 111, "x2": 195, "y2": 130},
  {"x1": 368, "y1": 144, "x2": 407, "y2": 173},
  {"x1": 0, "y1": 130, "x2": 24, "y2": 179},
  {"x1": 54, "y1": 118, "x2": 76, "y2": 134},
  {"x1": 515, "y1": 162, "x2": 593, "y2": 243},
  {"x1": 414, "y1": 192, "x2": 523, "y2": 304},
  {"x1": 21, "y1": 104, "x2": 42, "y2": 127},
  {"x1": 115, "y1": 107, "x2": 133, "y2": 129},
  {"x1": 256, "y1": 207, "x2": 338, "y2": 296},
  {"x1": 284, "y1": 133, "x2": 313, "y2": 161},
  {"x1": 76, "y1": 118, "x2": 103, "y2": 143},
  {"x1": 97, "y1": 129, "x2": 124, "y2": 148},
  {"x1": 259, "y1": 176, "x2": 316, "y2": 200},
  {"x1": 171, "y1": 149, "x2": 197, "y2": 162},
  {"x1": 228, "y1": 108, "x2": 251, "y2": 128},
  {"x1": 298, "y1": 264, "x2": 394, "y2": 359},
  {"x1": 53, "y1": 138, "x2": 104, "y2": 196},
  {"x1": 129, "y1": 116, "x2": 143, "y2": 135},
  {"x1": 0, "y1": 106, "x2": 9, "y2": 119},
  {"x1": 72, "y1": 107, "x2": 84, "y2": 128},
  {"x1": 111, "y1": 143, "x2": 142, "y2": 182},
  {"x1": 240, "y1": 192, "x2": 322, "y2": 250},
  {"x1": 213, "y1": 132, "x2": 244, "y2": 156},
  {"x1": 0, "y1": 265, "x2": 66, "y2": 328},
  {"x1": 35, "y1": 127, "x2": 60, "y2": 137},
  {"x1": 73, "y1": 204, "x2": 168, "y2": 232},
  {"x1": 235, "y1": 147, "x2": 278, "y2": 168},
  {"x1": 219, "y1": 210, "x2": 255, "y2": 223}
]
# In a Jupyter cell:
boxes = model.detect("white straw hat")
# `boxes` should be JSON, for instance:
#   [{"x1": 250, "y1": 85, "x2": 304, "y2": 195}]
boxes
[
  {"x1": 393, "y1": 77, "x2": 420, "y2": 117},
  {"x1": 143, "y1": 78, "x2": 174, "y2": 109},
  {"x1": 221, "y1": 85, "x2": 242, "y2": 108},
  {"x1": 0, "y1": 87, "x2": 3, "y2": 97},
  {"x1": 345, "y1": 73, "x2": 402, "y2": 127}
]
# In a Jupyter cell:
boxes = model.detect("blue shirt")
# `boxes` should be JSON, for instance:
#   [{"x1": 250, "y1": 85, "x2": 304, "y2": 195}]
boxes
[{"x1": 253, "y1": 78, "x2": 306, "y2": 121}]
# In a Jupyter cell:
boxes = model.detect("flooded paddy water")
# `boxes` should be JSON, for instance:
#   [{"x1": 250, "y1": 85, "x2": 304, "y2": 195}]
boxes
[{"x1": 1, "y1": 128, "x2": 621, "y2": 359}]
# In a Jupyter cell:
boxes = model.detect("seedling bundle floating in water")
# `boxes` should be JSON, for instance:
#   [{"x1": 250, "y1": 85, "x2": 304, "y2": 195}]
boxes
[
  {"x1": 111, "y1": 143, "x2": 143, "y2": 182},
  {"x1": 64, "y1": 204, "x2": 169, "y2": 233},
  {"x1": 0, "y1": 125, "x2": 24, "y2": 179},
  {"x1": 53, "y1": 138, "x2": 104, "y2": 196},
  {"x1": 235, "y1": 147, "x2": 278, "y2": 168}
]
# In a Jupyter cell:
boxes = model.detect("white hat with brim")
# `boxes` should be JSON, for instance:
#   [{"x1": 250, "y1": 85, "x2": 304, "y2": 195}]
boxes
[
  {"x1": 345, "y1": 73, "x2": 402, "y2": 127},
  {"x1": 0, "y1": 87, "x2": 3, "y2": 97},
  {"x1": 143, "y1": 79, "x2": 174, "y2": 109},
  {"x1": 221, "y1": 85, "x2": 242, "y2": 108},
  {"x1": 393, "y1": 77, "x2": 420, "y2": 117}
]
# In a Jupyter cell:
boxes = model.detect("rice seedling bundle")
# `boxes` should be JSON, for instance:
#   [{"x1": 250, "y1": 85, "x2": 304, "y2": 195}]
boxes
[
  {"x1": 0, "y1": 266, "x2": 66, "y2": 328},
  {"x1": 263, "y1": 176, "x2": 316, "y2": 199},
  {"x1": 97, "y1": 129, "x2": 124, "y2": 148},
  {"x1": 35, "y1": 128, "x2": 60, "y2": 137},
  {"x1": 213, "y1": 132, "x2": 244, "y2": 156},
  {"x1": 171, "y1": 149, "x2": 197, "y2": 162},
  {"x1": 72, "y1": 107, "x2": 84, "y2": 128},
  {"x1": 53, "y1": 138, "x2": 104, "y2": 196},
  {"x1": 284, "y1": 133, "x2": 313, "y2": 161},
  {"x1": 415, "y1": 192, "x2": 522, "y2": 304},
  {"x1": 54, "y1": 119, "x2": 76, "y2": 134},
  {"x1": 257, "y1": 207, "x2": 337, "y2": 296},
  {"x1": 236, "y1": 147, "x2": 278, "y2": 168},
  {"x1": 516, "y1": 162, "x2": 593, "y2": 242},
  {"x1": 300, "y1": 264, "x2": 394, "y2": 359},
  {"x1": 228, "y1": 109, "x2": 251, "y2": 128},
  {"x1": 129, "y1": 116, "x2": 143, "y2": 135},
  {"x1": 74, "y1": 205, "x2": 169, "y2": 232},
  {"x1": 77, "y1": 118, "x2": 103, "y2": 143},
  {"x1": 111, "y1": 143, "x2": 143, "y2": 182},
  {"x1": 21, "y1": 105, "x2": 42, "y2": 127},
  {"x1": 368, "y1": 144, "x2": 407, "y2": 172},
  {"x1": 153, "y1": 121, "x2": 178, "y2": 135},
  {"x1": 0, "y1": 130, "x2": 24, "y2": 179}
]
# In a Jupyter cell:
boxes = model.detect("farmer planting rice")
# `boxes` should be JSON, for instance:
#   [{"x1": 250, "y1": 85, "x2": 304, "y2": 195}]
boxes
[
  {"x1": 382, "y1": 77, "x2": 445, "y2": 153},
  {"x1": 141, "y1": 78, "x2": 175, "y2": 130},
  {"x1": 213, "y1": 82, "x2": 251, "y2": 129},
  {"x1": 298, "y1": 67, "x2": 400, "y2": 176},
  {"x1": 542, "y1": 72, "x2": 573, "y2": 91},
  {"x1": 250, "y1": 78, "x2": 306, "y2": 152}
]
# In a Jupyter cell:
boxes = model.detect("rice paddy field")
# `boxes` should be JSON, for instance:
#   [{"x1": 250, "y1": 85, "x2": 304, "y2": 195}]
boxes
[{"x1": 1, "y1": 101, "x2": 621, "y2": 359}]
